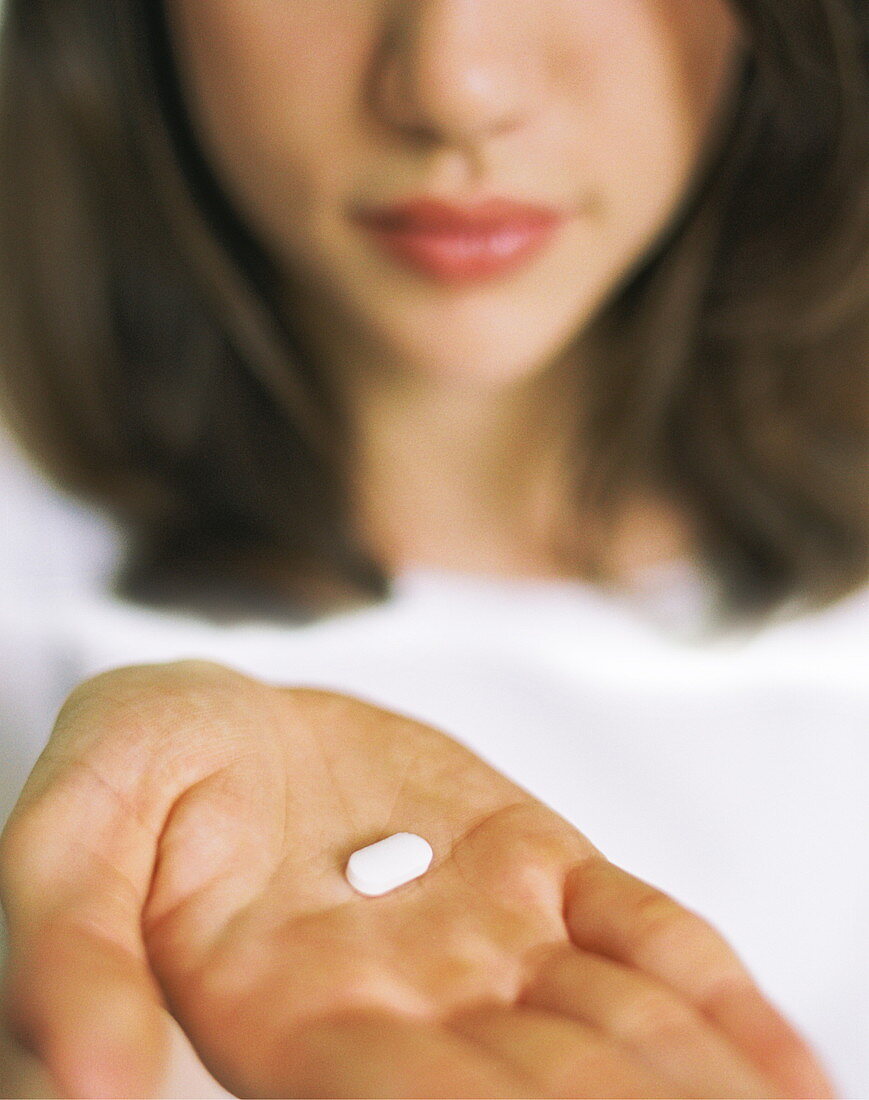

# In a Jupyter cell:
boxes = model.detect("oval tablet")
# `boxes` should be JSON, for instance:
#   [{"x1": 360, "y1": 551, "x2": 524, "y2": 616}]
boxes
[{"x1": 345, "y1": 832, "x2": 433, "y2": 896}]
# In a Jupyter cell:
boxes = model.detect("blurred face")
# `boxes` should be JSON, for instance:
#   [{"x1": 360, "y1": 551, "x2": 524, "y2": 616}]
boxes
[{"x1": 167, "y1": 0, "x2": 744, "y2": 390}]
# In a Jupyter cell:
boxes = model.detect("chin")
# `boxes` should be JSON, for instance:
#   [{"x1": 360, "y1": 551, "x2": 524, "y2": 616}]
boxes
[
  {"x1": 404, "y1": 350, "x2": 555, "y2": 390},
  {"x1": 373, "y1": 320, "x2": 564, "y2": 390}
]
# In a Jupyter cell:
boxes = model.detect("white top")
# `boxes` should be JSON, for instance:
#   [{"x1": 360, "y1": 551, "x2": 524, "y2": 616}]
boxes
[{"x1": 1, "y1": 427, "x2": 867, "y2": 1098}]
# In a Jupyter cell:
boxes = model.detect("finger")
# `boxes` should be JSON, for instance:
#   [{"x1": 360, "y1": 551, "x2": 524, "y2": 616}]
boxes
[
  {"x1": 0, "y1": 776, "x2": 172, "y2": 1098},
  {"x1": 260, "y1": 1009, "x2": 542, "y2": 1100},
  {"x1": 521, "y1": 942, "x2": 777, "y2": 1098},
  {"x1": 564, "y1": 858, "x2": 837, "y2": 1099},
  {"x1": 446, "y1": 1001, "x2": 678, "y2": 1099},
  {"x1": 0, "y1": 662, "x2": 277, "y2": 1098},
  {"x1": 3, "y1": 916, "x2": 170, "y2": 1100}
]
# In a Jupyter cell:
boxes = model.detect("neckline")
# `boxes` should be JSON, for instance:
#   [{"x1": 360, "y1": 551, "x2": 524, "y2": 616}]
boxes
[{"x1": 390, "y1": 558, "x2": 719, "y2": 641}]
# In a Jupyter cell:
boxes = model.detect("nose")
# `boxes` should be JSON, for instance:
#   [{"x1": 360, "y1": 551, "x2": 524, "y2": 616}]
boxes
[{"x1": 370, "y1": 0, "x2": 544, "y2": 151}]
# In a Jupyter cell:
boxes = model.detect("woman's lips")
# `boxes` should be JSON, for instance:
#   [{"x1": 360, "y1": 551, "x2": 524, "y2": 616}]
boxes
[{"x1": 351, "y1": 198, "x2": 565, "y2": 285}]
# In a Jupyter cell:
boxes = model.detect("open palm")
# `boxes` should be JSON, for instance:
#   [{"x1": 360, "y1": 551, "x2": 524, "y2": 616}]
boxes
[{"x1": 2, "y1": 663, "x2": 834, "y2": 1098}]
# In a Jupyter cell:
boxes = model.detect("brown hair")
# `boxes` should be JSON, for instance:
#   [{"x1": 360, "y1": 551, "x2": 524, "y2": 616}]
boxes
[{"x1": 0, "y1": 0, "x2": 866, "y2": 629}]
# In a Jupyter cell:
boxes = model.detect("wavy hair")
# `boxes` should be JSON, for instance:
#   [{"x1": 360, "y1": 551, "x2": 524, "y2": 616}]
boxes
[{"x1": 0, "y1": 0, "x2": 866, "y2": 628}]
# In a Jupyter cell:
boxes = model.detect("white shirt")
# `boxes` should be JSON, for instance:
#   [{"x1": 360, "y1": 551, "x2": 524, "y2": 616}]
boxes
[{"x1": 1, "y1": 428, "x2": 867, "y2": 1098}]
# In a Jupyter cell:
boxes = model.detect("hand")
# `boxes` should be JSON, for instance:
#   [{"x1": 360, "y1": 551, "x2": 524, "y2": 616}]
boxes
[{"x1": 0, "y1": 661, "x2": 836, "y2": 1098}]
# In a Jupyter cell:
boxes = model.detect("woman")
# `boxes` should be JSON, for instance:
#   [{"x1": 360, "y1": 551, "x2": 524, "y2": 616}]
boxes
[{"x1": 0, "y1": 1, "x2": 865, "y2": 1096}]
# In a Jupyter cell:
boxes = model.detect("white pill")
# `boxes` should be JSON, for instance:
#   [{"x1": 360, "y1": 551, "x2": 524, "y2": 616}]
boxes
[{"x1": 345, "y1": 832, "x2": 434, "y2": 896}]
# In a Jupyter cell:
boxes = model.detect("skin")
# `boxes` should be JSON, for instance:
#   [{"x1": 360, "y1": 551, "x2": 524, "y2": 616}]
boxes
[
  {"x1": 0, "y1": 663, "x2": 836, "y2": 1098},
  {"x1": 166, "y1": 0, "x2": 747, "y2": 581},
  {"x1": 0, "y1": 4, "x2": 838, "y2": 1097}
]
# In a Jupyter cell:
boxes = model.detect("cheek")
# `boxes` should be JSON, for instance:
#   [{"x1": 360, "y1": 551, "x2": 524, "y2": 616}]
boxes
[
  {"x1": 565, "y1": 0, "x2": 741, "y2": 250},
  {"x1": 169, "y1": 1, "x2": 372, "y2": 234}
]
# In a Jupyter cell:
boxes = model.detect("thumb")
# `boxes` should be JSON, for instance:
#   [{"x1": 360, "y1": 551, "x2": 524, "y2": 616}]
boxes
[{"x1": 3, "y1": 916, "x2": 170, "y2": 1099}]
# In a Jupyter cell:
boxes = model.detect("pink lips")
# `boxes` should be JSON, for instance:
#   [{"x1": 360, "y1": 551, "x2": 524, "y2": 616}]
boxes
[{"x1": 351, "y1": 197, "x2": 565, "y2": 285}]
